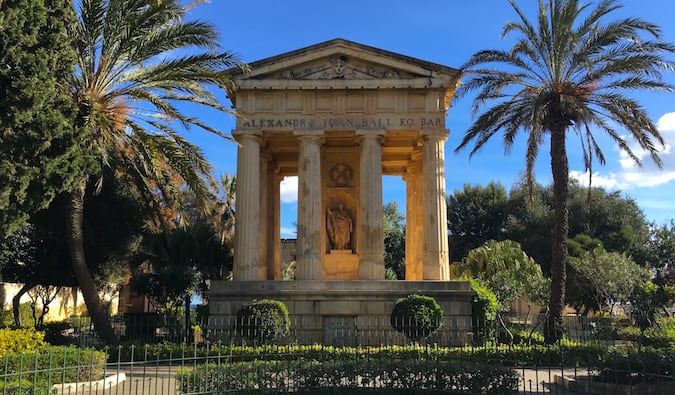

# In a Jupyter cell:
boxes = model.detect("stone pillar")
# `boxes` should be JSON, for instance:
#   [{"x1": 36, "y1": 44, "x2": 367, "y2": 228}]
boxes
[
  {"x1": 358, "y1": 132, "x2": 385, "y2": 280},
  {"x1": 257, "y1": 154, "x2": 270, "y2": 280},
  {"x1": 404, "y1": 151, "x2": 423, "y2": 280},
  {"x1": 296, "y1": 134, "x2": 323, "y2": 280},
  {"x1": 233, "y1": 133, "x2": 262, "y2": 280},
  {"x1": 422, "y1": 132, "x2": 450, "y2": 280},
  {"x1": 267, "y1": 172, "x2": 282, "y2": 280}
]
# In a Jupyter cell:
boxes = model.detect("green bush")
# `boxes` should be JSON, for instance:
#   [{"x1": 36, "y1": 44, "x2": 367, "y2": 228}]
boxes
[
  {"x1": 2, "y1": 345, "x2": 107, "y2": 393},
  {"x1": 0, "y1": 328, "x2": 46, "y2": 356},
  {"x1": 177, "y1": 359, "x2": 519, "y2": 394},
  {"x1": 1, "y1": 303, "x2": 36, "y2": 328},
  {"x1": 469, "y1": 279, "x2": 498, "y2": 345},
  {"x1": 617, "y1": 318, "x2": 675, "y2": 348},
  {"x1": 390, "y1": 294, "x2": 443, "y2": 342},
  {"x1": 236, "y1": 299, "x2": 290, "y2": 344}
]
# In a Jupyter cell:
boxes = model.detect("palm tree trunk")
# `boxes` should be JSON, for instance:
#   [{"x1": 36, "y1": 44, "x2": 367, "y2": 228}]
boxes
[
  {"x1": 546, "y1": 126, "x2": 569, "y2": 344},
  {"x1": 65, "y1": 181, "x2": 119, "y2": 345}
]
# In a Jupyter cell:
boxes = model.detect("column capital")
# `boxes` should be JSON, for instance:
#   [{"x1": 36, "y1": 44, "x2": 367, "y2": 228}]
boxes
[
  {"x1": 293, "y1": 129, "x2": 325, "y2": 137},
  {"x1": 420, "y1": 129, "x2": 450, "y2": 141},
  {"x1": 233, "y1": 132, "x2": 263, "y2": 145},
  {"x1": 355, "y1": 129, "x2": 386, "y2": 137},
  {"x1": 297, "y1": 134, "x2": 324, "y2": 143},
  {"x1": 356, "y1": 132, "x2": 385, "y2": 146}
]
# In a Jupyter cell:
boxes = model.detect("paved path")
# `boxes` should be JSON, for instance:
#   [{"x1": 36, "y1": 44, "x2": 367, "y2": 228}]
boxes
[{"x1": 519, "y1": 368, "x2": 591, "y2": 394}]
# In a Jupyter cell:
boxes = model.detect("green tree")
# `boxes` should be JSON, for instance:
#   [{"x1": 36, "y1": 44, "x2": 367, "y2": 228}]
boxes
[
  {"x1": 568, "y1": 246, "x2": 649, "y2": 314},
  {"x1": 384, "y1": 201, "x2": 405, "y2": 280},
  {"x1": 447, "y1": 182, "x2": 509, "y2": 262},
  {"x1": 0, "y1": 0, "x2": 91, "y2": 238},
  {"x1": 452, "y1": 240, "x2": 546, "y2": 343},
  {"x1": 456, "y1": 0, "x2": 674, "y2": 342},
  {"x1": 646, "y1": 220, "x2": 675, "y2": 283},
  {"x1": 628, "y1": 281, "x2": 673, "y2": 351},
  {"x1": 65, "y1": 0, "x2": 243, "y2": 344},
  {"x1": 1, "y1": 172, "x2": 149, "y2": 325}
]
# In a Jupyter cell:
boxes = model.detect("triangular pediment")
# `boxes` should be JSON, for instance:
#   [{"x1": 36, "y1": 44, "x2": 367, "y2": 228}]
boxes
[{"x1": 229, "y1": 39, "x2": 460, "y2": 90}]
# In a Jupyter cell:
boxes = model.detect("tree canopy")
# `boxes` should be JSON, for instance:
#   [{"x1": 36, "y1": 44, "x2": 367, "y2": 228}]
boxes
[
  {"x1": 456, "y1": 0, "x2": 673, "y2": 342},
  {"x1": 0, "y1": 0, "x2": 92, "y2": 238},
  {"x1": 61, "y1": 0, "x2": 244, "y2": 344}
]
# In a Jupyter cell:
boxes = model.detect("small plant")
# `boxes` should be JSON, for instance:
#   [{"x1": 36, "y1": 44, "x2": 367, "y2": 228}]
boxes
[
  {"x1": 390, "y1": 294, "x2": 443, "y2": 342},
  {"x1": 469, "y1": 279, "x2": 498, "y2": 345},
  {"x1": 0, "y1": 328, "x2": 46, "y2": 356},
  {"x1": 236, "y1": 299, "x2": 290, "y2": 344}
]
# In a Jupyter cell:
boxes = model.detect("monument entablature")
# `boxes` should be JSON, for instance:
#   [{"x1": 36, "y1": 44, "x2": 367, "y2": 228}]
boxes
[{"x1": 209, "y1": 39, "x2": 471, "y2": 345}]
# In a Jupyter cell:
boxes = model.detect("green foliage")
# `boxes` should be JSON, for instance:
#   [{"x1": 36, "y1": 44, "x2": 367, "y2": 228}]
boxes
[
  {"x1": 0, "y1": 0, "x2": 92, "y2": 238},
  {"x1": 617, "y1": 318, "x2": 675, "y2": 348},
  {"x1": 447, "y1": 182, "x2": 509, "y2": 263},
  {"x1": 178, "y1": 358, "x2": 519, "y2": 394},
  {"x1": 569, "y1": 247, "x2": 649, "y2": 314},
  {"x1": 2, "y1": 345, "x2": 106, "y2": 393},
  {"x1": 0, "y1": 328, "x2": 45, "y2": 355},
  {"x1": 454, "y1": 240, "x2": 544, "y2": 310},
  {"x1": 390, "y1": 295, "x2": 443, "y2": 342},
  {"x1": 1, "y1": 302, "x2": 35, "y2": 328},
  {"x1": 236, "y1": 300, "x2": 290, "y2": 344},
  {"x1": 384, "y1": 201, "x2": 405, "y2": 280},
  {"x1": 468, "y1": 279, "x2": 498, "y2": 345},
  {"x1": 628, "y1": 281, "x2": 673, "y2": 345}
]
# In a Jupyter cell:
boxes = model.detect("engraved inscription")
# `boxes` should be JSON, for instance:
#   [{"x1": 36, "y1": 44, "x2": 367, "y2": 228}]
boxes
[{"x1": 240, "y1": 116, "x2": 443, "y2": 130}]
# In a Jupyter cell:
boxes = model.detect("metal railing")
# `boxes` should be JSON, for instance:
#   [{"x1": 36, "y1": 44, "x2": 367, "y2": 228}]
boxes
[
  {"x1": 10, "y1": 314, "x2": 666, "y2": 394},
  {"x1": 1, "y1": 341, "x2": 673, "y2": 394}
]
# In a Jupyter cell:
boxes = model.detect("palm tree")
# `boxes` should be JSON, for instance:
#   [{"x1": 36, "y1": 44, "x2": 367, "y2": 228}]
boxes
[
  {"x1": 455, "y1": 0, "x2": 674, "y2": 343},
  {"x1": 67, "y1": 0, "x2": 243, "y2": 344}
]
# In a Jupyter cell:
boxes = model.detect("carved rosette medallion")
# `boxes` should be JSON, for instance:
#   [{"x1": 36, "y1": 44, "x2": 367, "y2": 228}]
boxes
[{"x1": 328, "y1": 163, "x2": 353, "y2": 187}]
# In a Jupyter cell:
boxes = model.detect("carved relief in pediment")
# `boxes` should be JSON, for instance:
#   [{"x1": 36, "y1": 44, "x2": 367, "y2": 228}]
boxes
[{"x1": 264, "y1": 55, "x2": 417, "y2": 80}]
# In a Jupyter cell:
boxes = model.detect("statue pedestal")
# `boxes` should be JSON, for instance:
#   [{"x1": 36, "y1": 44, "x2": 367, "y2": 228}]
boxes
[
  {"x1": 324, "y1": 250, "x2": 358, "y2": 280},
  {"x1": 207, "y1": 280, "x2": 473, "y2": 346}
]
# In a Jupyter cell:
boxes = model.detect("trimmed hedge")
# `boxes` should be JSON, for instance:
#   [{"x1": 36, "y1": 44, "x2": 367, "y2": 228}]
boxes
[
  {"x1": 390, "y1": 294, "x2": 443, "y2": 341},
  {"x1": 177, "y1": 359, "x2": 519, "y2": 394},
  {"x1": 2, "y1": 345, "x2": 107, "y2": 394},
  {"x1": 236, "y1": 299, "x2": 290, "y2": 344},
  {"x1": 469, "y1": 279, "x2": 497, "y2": 345},
  {"x1": 0, "y1": 328, "x2": 47, "y2": 356}
]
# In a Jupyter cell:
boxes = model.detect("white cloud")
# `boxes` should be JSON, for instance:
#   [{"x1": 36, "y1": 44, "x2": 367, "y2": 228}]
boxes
[
  {"x1": 657, "y1": 112, "x2": 675, "y2": 132},
  {"x1": 280, "y1": 176, "x2": 298, "y2": 203},
  {"x1": 280, "y1": 227, "x2": 297, "y2": 238},
  {"x1": 570, "y1": 113, "x2": 675, "y2": 190}
]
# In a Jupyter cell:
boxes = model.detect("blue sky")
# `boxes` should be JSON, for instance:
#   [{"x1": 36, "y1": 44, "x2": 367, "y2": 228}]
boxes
[{"x1": 186, "y1": 0, "x2": 675, "y2": 236}]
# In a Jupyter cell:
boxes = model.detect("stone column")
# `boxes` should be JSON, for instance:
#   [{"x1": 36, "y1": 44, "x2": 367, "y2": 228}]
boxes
[
  {"x1": 358, "y1": 132, "x2": 385, "y2": 280},
  {"x1": 267, "y1": 172, "x2": 282, "y2": 280},
  {"x1": 296, "y1": 134, "x2": 323, "y2": 280},
  {"x1": 233, "y1": 133, "x2": 262, "y2": 280},
  {"x1": 257, "y1": 154, "x2": 269, "y2": 279},
  {"x1": 404, "y1": 151, "x2": 423, "y2": 280},
  {"x1": 422, "y1": 132, "x2": 450, "y2": 280}
]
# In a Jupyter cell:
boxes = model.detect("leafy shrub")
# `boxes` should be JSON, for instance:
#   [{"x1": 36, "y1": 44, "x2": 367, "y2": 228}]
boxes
[
  {"x1": 236, "y1": 299, "x2": 290, "y2": 344},
  {"x1": 2, "y1": 345, "x2": 107, "y2": 393},
  {"x1": 178, "y1": 359, "x2": 519, "y2": 394},
  {"x1": 1, "y1": 303, "x2": 36, "y2": 328},
  {"x1": 498, "y1": 326, "x2": 545, "y2": 346},
  {"x1": 617, "y1": 318, "x2": 675, "y2": 348},
  {"x1": 0, "y1": 328, "x2": 46, "y2": 356},
  {"x1": 469, "y1": 279, "x2": 498, "y2": 345},
  {"x1": 390, "y1": 294, "x2": 443, "y2": 342}
]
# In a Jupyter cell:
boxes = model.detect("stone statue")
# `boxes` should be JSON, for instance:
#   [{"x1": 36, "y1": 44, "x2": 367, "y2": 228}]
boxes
[{"x1": 327, "y1": 204, "x2": 352, "y2": 250}]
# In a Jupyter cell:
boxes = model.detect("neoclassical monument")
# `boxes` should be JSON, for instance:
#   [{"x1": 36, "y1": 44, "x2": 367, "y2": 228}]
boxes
[{"x1": 209, "y1": 39, "x2": 473, "y2": 344}]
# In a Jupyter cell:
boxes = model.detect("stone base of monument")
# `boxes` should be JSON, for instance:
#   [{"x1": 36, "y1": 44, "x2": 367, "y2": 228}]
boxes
[{"x1": 207, "y1": 280, "x2": 473, "y2": 346}]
